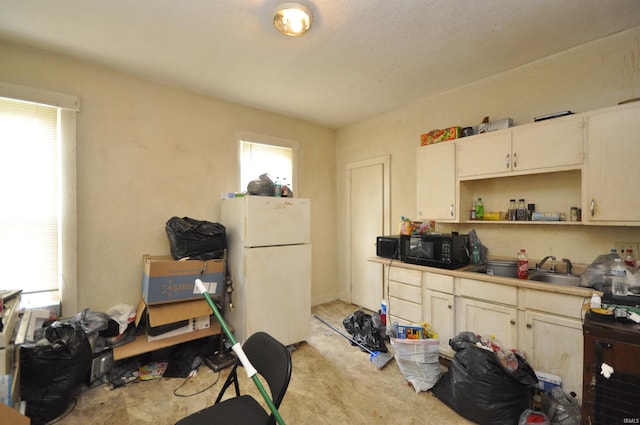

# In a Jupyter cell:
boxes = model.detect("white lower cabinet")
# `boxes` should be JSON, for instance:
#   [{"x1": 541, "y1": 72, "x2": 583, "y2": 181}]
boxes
[
  {"x1": 382, "y1": 264, "x2": 586, "y2": 401},
  {"x1": 521, "y1": 289, "x2": 586, "y2": 401},
  {"x1": 455, "y1": 278, "x2": 519, "y2": 350},
  {"x1": 422, "y1": 272, "x2": 455, "y2": 357},
  {"x1": 387, "y1": 267, "x2": 422, "y2": 324},
  {"x1": 456, "y1": 297, "x2": 518, "y2": 350}
]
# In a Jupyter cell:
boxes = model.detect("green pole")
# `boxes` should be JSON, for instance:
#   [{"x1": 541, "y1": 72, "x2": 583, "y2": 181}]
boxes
[{"x1": 199, "y1": 284, "x2": 286, "y2": 425}]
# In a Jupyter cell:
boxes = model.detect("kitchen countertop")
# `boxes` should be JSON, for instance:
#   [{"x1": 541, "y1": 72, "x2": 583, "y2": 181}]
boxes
[{"x1": 368, "y1": 256, "x2": 600, "y2": 297}]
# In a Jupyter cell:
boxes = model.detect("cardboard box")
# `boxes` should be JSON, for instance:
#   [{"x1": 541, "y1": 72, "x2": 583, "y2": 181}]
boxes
[
  {"x1": 142, "y1": 255, "x2": 224, "y2": 305},
  {"x1": 137, "y1": 296, "x2": 212, "y2": 344},
  {"x1": 475, "y1": 117, "x2": 513, "y2": 134},
  {"x1": 397, "y1": 324, "x2": 424, "y2": 339},
  {"x1": 0, "y1": 401, "x2": 30, "y2": 425},
  {"x1": 534, "y1": 370, "x2": 562, "y2": 392},
  {"x1": 420, "y1": 127, "x2": 461, "y2": 146},
  {"x1": 146, "y1": 316, "x2": 210, "y2": 342},
  {"x1": 135, "y1": 297, "x2": 213, "y2": 329},
  {"x1": 0, "y1": 374, "x2": 11, "y2": 406},
  {"x1": 113, "y1": 298, "x2": 222, "y2": 361}
]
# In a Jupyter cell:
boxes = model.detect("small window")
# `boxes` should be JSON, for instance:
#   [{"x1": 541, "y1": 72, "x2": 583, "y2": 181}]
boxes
[{"x1": 239, "y1": 133, "x2": 298, "y2": 195}]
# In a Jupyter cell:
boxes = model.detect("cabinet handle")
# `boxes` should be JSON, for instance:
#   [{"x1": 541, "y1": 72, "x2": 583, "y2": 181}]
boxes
[
  {"x1": 590, "y1": 199, "x2": 595, "y2": 217},
  {"x1": 510, "y1": 320, "x2": 516, "y2": 325},
  {"x1": 448, "y1": 305, "x2": 452, "y2": 309},
  {"x1": 526, "y1": 323, "x2": 532, "y2": 329},
  {"x1": 512, "y1": 153, "x2": 517, "y2": 168},
  {"x1": 449, "y1": 204, "x2": 454, "y2": 217},
  {"x1": 505, "y1": 153, "x2": 510, "y2": 169}
]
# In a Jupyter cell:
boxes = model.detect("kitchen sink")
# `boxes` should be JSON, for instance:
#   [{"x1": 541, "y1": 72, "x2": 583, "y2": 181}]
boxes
[
  {"x1": 527, "y1": 271, "x2": 581, "y2": 287},
  {"x1": 465, "y1": 265, "x2": 581, "y2": 286}
]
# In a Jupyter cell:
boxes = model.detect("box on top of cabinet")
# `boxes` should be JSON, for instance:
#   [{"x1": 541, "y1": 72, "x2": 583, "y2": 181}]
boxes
[{"x1": 142, "y1": 255, "x2": 224, "y2": 305}]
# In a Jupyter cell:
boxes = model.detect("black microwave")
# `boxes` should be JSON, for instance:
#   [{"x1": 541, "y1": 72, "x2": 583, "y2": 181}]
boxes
[
  {"x1": 376, "y1": 235, "x2": 400, "y2": 259},
  {"x1": 399, "y1": 233, "x2": 469, "y2": 269}
]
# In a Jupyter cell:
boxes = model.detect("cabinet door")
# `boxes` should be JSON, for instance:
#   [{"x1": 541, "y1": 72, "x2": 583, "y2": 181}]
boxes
[
  {"x1": 416, "y1": 143, "x2": 456, "y2": 221},
  {"x1": 585, "y1": 103, "x2": 640, "y2": 223},
  {"x1": 524, "y1": 311, "x2": 583, "y2": 401},
  {"x1": 511, "y1": 115, "x2": 584, "y2": 173},
  {"x1": 423, "y1": 289, "x2": 454, "y2": 358},
  {"x1": 457, "y1": 131, "x2": 512, "y2": 178},
  {"x1": 456, "y1": 297, "x2": 518, "y2": 350}
]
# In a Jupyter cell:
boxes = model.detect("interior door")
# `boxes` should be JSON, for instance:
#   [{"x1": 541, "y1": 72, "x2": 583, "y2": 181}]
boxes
[{"x1": 347, "y1": 156, "x2": 389, "y2": 311}]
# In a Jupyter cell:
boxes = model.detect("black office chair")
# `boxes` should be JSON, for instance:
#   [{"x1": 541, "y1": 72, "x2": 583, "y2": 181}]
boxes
[{"x1": 176, "y1": 332, "x2": 292, "y2": 425}]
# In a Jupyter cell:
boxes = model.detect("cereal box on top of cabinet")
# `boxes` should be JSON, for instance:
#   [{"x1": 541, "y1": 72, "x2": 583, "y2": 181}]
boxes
[{"x1": 420, "y1": 127, "x2": 461, "y2": 146}]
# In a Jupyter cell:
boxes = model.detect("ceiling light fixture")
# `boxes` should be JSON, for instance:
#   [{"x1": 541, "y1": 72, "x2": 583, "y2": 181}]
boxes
[{"x1": 273, "y1": 2, "x2": 312, "y2": 37}]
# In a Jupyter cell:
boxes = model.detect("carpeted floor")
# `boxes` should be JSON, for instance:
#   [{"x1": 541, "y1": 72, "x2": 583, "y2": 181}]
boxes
[{"x1": 48, "y1": 300, "x2": 473, "y2": 424}]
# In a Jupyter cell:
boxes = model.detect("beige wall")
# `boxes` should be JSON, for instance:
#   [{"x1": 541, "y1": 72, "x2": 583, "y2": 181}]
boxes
[
  {"x1": 336, "y1": 27, "x2": 640, "y2": 299},
  {"x1": 4, "y1": 26, "x2": 640, "y2": 313},
  {"x1": 0, "y1": 40, "x2": 338, "y2": 314}
]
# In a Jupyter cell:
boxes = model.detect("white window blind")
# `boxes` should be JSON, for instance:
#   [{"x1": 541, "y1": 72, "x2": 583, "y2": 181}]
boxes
[
  {"x1": 0, "y1": 97, "x2": 59, "y2": 294},
  {"x1": 240, "y1": 141, "x2": 293, "y2": 193}
]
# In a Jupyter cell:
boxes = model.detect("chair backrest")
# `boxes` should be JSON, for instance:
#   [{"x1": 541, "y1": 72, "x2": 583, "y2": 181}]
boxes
[{"x1": 241, "y1": 332, "x2": 292, "y2": 417}]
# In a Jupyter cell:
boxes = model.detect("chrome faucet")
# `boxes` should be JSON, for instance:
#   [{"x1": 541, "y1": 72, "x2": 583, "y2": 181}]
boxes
[
  {"x1": 536, "y1": 255, "x2": 556, "y2": 269},
  {"x1": 562, "y1": 258, "x2": 573, "y2": 275}
]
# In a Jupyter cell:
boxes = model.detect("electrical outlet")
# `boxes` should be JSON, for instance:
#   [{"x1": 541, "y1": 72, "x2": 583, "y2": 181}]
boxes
[{"x1": 614, "y1": 242, "x2": 639, "y2": 259}]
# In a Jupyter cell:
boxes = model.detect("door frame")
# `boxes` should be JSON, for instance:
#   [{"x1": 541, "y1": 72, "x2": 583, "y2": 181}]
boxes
[{"x1": 345, "y1": 155, "x2": 391, "y2": 303}]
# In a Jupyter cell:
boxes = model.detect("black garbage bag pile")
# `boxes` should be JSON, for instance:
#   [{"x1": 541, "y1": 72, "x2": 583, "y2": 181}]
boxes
[
  {"x1": 21, "y1": 322, "x2": 93, "y2": 425},
  {"x1": 342, "y1": 310, "x2": 387, "y2": 353},
  {"x1": 432, "y1": 332, "x2": 538, "y2": 425},
  {"x1": 165, "y1": 216, "x2": 226, "y2": 260}
]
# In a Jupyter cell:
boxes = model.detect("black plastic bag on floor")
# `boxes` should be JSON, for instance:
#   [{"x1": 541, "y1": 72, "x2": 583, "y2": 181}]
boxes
[
  {"x1": 165, "y1": 216, "x2": 227, "y2": 260},
  {"x1": 21, "y1": 322, "x2": 93, "y2": 425},
  {"x1": 431, "y1": 345, "x2": 538, "y2": 425},
  {"x1": 342, "y1": 310, "x2": 387, "y2": 353}
]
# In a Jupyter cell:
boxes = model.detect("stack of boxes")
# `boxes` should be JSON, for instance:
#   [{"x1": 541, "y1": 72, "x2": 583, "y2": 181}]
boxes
[{"x1": 113, "y1": 255, "x2": 226, "y2": 361}]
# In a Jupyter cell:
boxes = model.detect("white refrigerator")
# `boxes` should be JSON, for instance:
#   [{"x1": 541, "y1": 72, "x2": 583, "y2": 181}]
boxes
[{"x1": 221, "y1": 196, "x2": 311, "y2": 346}]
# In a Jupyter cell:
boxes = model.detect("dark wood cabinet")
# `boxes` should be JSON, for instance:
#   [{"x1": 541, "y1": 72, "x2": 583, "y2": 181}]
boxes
[{"x1": 582, "y1": 315, "x2": 640, "y2": 425}]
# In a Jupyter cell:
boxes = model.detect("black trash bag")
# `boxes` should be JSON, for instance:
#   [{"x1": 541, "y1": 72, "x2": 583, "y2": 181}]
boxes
[
  {"x1": 342, "y1": 310, "x2": 388, "y2": 353},
  {"x1": 247, "y1": 173, "x2": 275, "y2": 196},
  {"x1": 21, "y1": 322, "x2": 93, "y2": 425},
  {"x1": 431, "y1": 345, "x2": 538, "y2": 425},
  {"x1": 165, "y1": 216, "x2": 226, "y2": 260},
  {"x1": 449, "y1": 331, "x2": 480, "y2": 351}
]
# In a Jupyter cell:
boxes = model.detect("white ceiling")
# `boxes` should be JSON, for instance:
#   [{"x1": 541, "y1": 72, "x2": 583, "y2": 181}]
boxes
[{"x1": 1, "y1": 0, "x2": 640, "y2": 129}]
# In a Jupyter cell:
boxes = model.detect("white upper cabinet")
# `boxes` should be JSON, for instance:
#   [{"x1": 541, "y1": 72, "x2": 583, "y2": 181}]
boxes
[
  {"x1": 585, "y1": 101, "x2": 640, "y2": 224},
  {"x1": 456, "y1": 131, "x2": 512, "y2": 178},
  {"x1": 456, "y1": 114, "x2": 584, "y2": 179},
  {"x1": 416, "y1": 142, "x2": 457, "y2": 222},
  {"x1": 511, "y1": 115, "x2": 584, "y2": 172}
]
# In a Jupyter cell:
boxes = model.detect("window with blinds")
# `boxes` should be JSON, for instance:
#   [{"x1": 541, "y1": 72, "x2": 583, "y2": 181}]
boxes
[
  {"x1": 240, "y1": 140, "x2": 294, "y2": 193},
  {"x1": 0, "y1": 97, "x2": 60, "y2": 297}
]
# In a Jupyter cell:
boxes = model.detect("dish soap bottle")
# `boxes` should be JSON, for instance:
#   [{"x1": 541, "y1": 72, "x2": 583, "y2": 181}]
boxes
[{"x1": 517, "y1": 249, "x2": 529, "y2": 280}]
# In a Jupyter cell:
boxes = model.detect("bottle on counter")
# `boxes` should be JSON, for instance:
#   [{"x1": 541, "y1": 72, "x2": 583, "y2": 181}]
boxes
[
  {"x1": 516, "y1": 199, "x2": 527, "y2": 221},
  {"x1": 517, "y1": 249, "x2": 529, "y2": 280},
  {"x1": 590, "y1": 293, "x2": 602, "y2": 310},
  {"x1": 281, "y1": 178, "x2": 289, "y2": 197},
  {"x1": 470, "y1": 200, "x2": 476, "y2": 220},
  {"x1": 471, "y1": 240, "x2": 481, "y2": 264},
  {"x1": 274, "y1": 176, "x2": 282, "y2": 197},
  {"x1": 380, "y1": 299, "x2": 387, "y2": 326},
  {"x1": 611, "y1": 258, "x2": 628, "y2": 296},
  {"x1": 475, "y1": 197, "x2": 484, "y2": 220},
  {"x1": 507, "y1": 199, "x2": 516, "y2": 221},
  {"x1": 625, "y1": 249, "x2": 637, "y2": 269}
]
